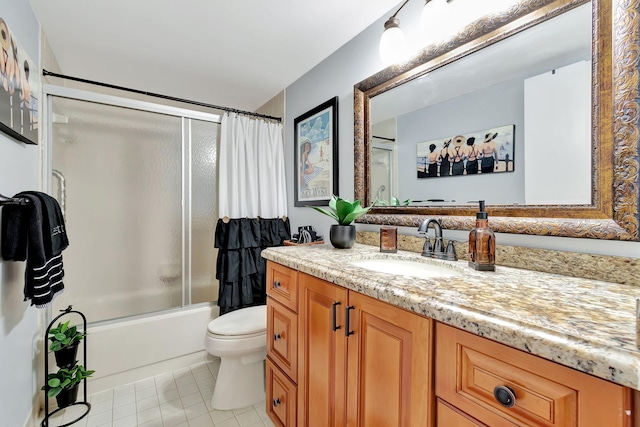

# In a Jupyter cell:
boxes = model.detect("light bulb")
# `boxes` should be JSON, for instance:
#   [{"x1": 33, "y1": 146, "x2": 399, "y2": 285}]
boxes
[
  {"x1": 420, "y1": 0, "x2": 456, "y2": 47},
  {"x1": 380, "y1": 17, "x2": 409, "y2": 65}
]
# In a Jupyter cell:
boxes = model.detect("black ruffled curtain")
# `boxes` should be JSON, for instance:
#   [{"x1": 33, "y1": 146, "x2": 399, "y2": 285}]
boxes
[{"x1": 215, "y1": 217, "x2": 290, "y2": 314}]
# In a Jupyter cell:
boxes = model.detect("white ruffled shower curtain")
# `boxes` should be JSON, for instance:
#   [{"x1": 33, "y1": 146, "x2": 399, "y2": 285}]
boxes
[{"x1": 215, "y1": 113, "x2": 289, "y2": 314}]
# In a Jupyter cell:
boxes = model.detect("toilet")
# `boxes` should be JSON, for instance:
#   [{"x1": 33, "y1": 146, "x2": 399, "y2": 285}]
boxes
[{"x1": 205, "y1": 305, "x2": 267, "y2": 410}]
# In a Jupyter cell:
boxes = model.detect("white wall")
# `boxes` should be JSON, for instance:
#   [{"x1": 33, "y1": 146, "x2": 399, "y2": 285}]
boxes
[
  {"x1": 0, "y1": 2, "x2": 42, "y2": 425},
  {"x1": 284, "y1": 1, "x2": 640, "y2": 258},
  {"x1": 285, "y1": 7, "x2": 385, "y2": 239}
]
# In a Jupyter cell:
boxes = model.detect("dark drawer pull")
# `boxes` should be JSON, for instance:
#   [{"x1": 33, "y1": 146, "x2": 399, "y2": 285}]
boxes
[
  {"x1": 345, "y1": 305, "x2": 355, "y2": 336},
  {"x1": 493, "y1": 385, "x2": 516, "y2": 408},
  {"x1": 273, "y1": 281, "x2": 281, "y2": 289},
  {"x1": 273, "y1": 397, "x2": 282, "y2": 407},
  {"x1": 332, "y1": 301, "x2": 342, "y2": 331},
  {"x1": 273, "y1": 333, "x2": 282, "y2": 341}
]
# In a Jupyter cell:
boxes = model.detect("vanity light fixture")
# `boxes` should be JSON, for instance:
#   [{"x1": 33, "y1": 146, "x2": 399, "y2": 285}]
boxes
[
  {"x1": 380, "y1": 0, "x2": 455, "y2": 65},
  {"x1": 379, "y1": 0, "x2": 411, "y2": 65},
  {"x1": 379, "y1": 0, "x2": 524, "y2": 65}
]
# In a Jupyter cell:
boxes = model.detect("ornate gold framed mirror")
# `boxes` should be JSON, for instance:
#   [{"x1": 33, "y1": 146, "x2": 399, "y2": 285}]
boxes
[{"x1": 354, "y1": 0, "x2": 639, "y2": 240}]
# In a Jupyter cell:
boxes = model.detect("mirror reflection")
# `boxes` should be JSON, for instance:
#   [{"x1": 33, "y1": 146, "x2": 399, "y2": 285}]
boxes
[{"x1": 370, "y1": 3, "x2": 592, "y2": 207}]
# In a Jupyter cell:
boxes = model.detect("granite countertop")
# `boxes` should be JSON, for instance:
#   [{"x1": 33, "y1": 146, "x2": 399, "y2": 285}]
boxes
[{"x1": 262, "y1": 243, "x2": 640, "y2": 390}]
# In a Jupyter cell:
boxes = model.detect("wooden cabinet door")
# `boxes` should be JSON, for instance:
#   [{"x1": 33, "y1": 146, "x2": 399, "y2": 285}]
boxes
[
  {"x1": 346, "y1": 291, "x2": 433, "y2": 427},
  {"x1": 298, "y1": 273, "x2": 348, "y2": 427}
]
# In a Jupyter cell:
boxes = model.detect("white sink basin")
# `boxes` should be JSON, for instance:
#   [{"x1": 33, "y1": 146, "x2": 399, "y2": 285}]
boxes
[{"x1": 351, "y1": 259, "x2": 461, "y2": 278}]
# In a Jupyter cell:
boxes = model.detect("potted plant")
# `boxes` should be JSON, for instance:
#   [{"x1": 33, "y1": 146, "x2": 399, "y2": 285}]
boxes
[
  {"x1": 310, "y1": 195, "x2": 374, "y2": 249},
  {"x1": 42, "y1": 362, "x2": 95, "y2": 408},
  {"x1": 48, "y1": 320, "x2": 87, "y2": 368}
]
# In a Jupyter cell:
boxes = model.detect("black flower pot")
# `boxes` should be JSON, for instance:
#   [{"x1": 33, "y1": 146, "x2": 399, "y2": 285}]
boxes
[
  {"x1": 55, "y1": 384, "x2": 79, "y2": 409},
  {"x1": 54, "y1": 343, "x2": 79, "y2": 368},
  {"x1": 329, "y1": 224, "x2": 356, "y2": 249}
]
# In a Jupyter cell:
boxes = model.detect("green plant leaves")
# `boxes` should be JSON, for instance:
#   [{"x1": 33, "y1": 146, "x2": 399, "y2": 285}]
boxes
[
  {"x1": 48, "y1": 321, "x2": 86, "y2": 351},
  {"x1": 309, "y1": 206, "x2": 339, "y2": 222},
  {"x1": 328, "y1": 195, "x2": 337, "y2": 212},
  {"x1": 335, "y1": 198, "x2": 354, "y2": 224},
  {"x1": 42, "y1": 321, "x2": 95, "y2": 401},
  {"x1": 42, "y1": 361, "x2": 95, "y2": 397},
  {"x1": 342, "y1": 205, "x2": 372, "y2": 225},
  {"x1": 308, "y1": 195, "x2": 374, "y2": 226}
]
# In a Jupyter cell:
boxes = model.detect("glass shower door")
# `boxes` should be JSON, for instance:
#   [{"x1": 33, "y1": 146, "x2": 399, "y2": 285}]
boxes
[
  {"x1": 190, "y1": 119, "x2": 219, "y2": 304},
  {"x1": 371, "y1": 147, "x2": 393, "y2": 203},
  {"x1": 50, "y1": 95, "x2": 190, "y2": 323}
]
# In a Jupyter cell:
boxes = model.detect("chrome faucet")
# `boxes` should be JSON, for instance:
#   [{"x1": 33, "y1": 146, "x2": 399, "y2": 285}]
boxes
[{"x1": 417, "y1": 218, "x2": 457, "y2": 260}]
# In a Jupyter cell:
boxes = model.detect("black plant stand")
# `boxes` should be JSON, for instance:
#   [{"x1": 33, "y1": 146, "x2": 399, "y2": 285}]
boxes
[{"x1": 42, "y1": 306, "x2": 91, "y2": 427}]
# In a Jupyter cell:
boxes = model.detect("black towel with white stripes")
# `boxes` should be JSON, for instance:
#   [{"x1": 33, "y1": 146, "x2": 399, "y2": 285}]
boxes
[{"x1": 1, "y1": 191, "x2": 69, "y2": 308}]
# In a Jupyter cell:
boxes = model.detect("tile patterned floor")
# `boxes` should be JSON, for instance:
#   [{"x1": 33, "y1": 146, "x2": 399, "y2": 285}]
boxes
[{"x1": 45, "y1": 359, "x2": 276, "y2": 427}]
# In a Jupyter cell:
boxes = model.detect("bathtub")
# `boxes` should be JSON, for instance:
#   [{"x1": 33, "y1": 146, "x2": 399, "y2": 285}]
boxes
[{"x1": 83, "y1": 303, "x2": 219, "y2": 394}]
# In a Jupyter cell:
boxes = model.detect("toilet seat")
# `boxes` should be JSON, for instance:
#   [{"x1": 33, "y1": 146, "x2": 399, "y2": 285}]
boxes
[
  {"x1": 208, "y1": 330, "x2": 265, "y2": 340},
  {"x1": 207, "y1": 305, "x2": 266, "y2": 337}
]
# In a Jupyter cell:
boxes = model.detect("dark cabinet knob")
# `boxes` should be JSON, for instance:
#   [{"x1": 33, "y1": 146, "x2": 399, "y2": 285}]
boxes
[
  {"x1": 273, "y1": 397, "x2": 282, "y2": 407},
  {"x1": 273, "y1": 333, "x2": 282, "y2": 341},
  {"x1": 493, "y1": 385, "x2": 516, "y2": 408},
  {"x1": 273, "y1": 281, "x2": 281, "y2": 289}
]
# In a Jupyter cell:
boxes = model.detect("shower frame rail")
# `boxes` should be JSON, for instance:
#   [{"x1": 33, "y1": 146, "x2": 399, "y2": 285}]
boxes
[{"x1": 43, "y1": 69, "x2": 281, "y2": 122}]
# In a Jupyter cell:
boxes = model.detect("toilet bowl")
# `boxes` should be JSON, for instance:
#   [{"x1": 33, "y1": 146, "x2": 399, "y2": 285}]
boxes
[{"x1": 205, "y1": 305, "x2": 267, "y2": 410}]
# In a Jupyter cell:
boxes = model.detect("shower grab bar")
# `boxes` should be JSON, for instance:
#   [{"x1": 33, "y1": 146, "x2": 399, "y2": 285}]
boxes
[{"x1": 52, "y1": 169, "x2": 66, "y2": 219}]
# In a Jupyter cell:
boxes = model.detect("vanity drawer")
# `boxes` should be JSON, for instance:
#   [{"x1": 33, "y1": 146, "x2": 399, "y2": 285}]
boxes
[
  {"x1": 267, "y1": 261, "x2": 298, "y2": 312},
  {"x1": 437, "y1": 399, "x2": 487, "y2": 427},
  {"x1": 266, "y1": 358, "x2": 297, "y2": 427},
  {"x1": 435, "y1": 323, "x2": 630, "y2": 427},
  {"x1": 267, "y1": 297, "x2": 298, "y2": 382}
]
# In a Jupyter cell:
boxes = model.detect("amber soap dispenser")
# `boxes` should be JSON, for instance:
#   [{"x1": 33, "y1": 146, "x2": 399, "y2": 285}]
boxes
[{"x1": 468, "y1": 200, "x2": 495, "y2": 271}]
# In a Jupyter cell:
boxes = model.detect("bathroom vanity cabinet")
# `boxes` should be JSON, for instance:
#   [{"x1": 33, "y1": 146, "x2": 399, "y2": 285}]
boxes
[
  {"x1": 265, "y1": 260, "x2": 632, "y2": 427},
  {"x1": 266, "y1": 261, "x2": 431, "y2": 426}
]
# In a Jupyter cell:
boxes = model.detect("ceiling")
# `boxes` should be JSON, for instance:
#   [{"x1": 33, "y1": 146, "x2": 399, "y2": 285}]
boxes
[{"x1": 29, "y1": 0, "x2": 401, "y2": 113}]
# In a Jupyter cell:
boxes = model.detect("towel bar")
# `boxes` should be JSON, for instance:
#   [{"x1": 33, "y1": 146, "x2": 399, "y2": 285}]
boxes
[{"x1": 0, "y1": 193, "x2": 30, "y2": 206}]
